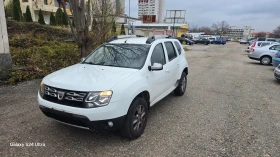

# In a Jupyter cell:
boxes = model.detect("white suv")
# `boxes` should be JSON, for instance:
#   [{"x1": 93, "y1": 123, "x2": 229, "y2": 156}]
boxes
[{"x1": 38, "y1": 36, "x2": 189, "y2": 139}]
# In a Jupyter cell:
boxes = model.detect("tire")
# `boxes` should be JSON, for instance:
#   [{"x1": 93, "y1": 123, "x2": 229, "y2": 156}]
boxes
[
  {"x1": 174, "y1": 72, "x2": 187, "y2": 96},
  {"x1": 121, "y1": 97, "x2": 148, "y2": 140},
  {"x1": 260, "y1": 56, "x2": 272, "y2": 65}
]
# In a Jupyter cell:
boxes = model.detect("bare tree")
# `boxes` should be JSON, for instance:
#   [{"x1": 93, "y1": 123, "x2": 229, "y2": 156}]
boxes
[
  {"x1": 200, "y1": 26, "x2": 212, "y2": 34},
  {"x1": 57, "y1": 0, "x2": 91, "y2": 57},
  {"x1": 91, "y1": 0, "x2": 121, "y2": 47},
  {"x1": 212, "y1": 21, "x2": 230, "y2": 37},
  {"x1": 57, "y1": 0, "x2": 121, "y2": 57},
  {"x1": 270, "y1": 25, "x2": 280, "y2": 38},
  {"x1": 188, "y1": 25, "x2": 199, "y2": 33},
  {"x1": 255, "y1": 32, "x2": 266, "y2": 38}
]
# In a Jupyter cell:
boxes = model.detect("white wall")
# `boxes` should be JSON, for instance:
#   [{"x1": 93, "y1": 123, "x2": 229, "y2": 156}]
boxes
[{"x1": 0, "y1": 0, "x2": 10, "y2": 55}]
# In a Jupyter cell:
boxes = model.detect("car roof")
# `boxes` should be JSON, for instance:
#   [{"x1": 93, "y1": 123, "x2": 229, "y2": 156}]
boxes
[
  {"x1": 109, "y1": 37, "x2": 150, "y2": 44},
  {"x1": 108, "y1": 37, "x2": 179, "y2": 45}
]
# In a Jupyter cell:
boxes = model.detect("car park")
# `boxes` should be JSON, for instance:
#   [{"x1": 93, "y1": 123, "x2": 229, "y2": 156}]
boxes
[
  {"x1": 272, "y1": 51, "x2": 280, "y2": 67},
  {"x1": 37, "y1": 35, "x2": 189, "y2": 139},
  {"x1": 193, "y1": 38, "x2": 210, "y2": 45},
  {"x1": 248, "y1": 44, "x2": 280, "y2": 65}
]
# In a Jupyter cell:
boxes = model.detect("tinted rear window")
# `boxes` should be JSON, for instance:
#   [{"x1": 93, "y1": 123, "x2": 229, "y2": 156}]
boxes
[
  {"x1": 174, "y1": 41, "x2": 182, "y2": 55},
  {"x1": 164, "y1": 42, "x2": 177, "y2": 61},
  {"x1": 258, "y1": 38, "x2": 266, "y2": 41}
]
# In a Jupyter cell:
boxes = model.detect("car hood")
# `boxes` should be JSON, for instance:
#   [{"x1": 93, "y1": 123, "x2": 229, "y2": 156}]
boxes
[{"x1": 43, "y1": 64, "x2": 138, "y2": 91}]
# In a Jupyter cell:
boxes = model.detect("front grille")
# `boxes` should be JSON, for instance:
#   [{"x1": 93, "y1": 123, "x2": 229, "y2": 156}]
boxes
[{"x1": 43, "y1": 85, "x2": 88, "y2": 108}]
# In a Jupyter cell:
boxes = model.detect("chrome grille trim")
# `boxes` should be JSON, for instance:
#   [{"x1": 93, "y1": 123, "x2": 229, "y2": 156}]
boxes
[{"x1": 44, "y1": 85, "x2": 87, "y2": 102}]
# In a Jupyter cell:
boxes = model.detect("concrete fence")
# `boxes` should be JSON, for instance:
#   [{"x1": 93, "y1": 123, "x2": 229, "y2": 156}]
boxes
[{"x1": 0, "y1": 0, "x2": 12, "y2": 79}]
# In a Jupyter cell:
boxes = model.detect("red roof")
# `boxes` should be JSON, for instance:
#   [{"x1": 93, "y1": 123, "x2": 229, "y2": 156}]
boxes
[{"x1": 251, "y1": 32, "x2": 271, "y2": 35}]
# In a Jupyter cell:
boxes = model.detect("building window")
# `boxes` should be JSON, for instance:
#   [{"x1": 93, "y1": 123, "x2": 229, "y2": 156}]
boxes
[
  {"x1": 44, "y1": 0, "x2": 48, "y2": 5},
  {"x1": 22, "y1": 0, "x2": 28, "y2": 2}
]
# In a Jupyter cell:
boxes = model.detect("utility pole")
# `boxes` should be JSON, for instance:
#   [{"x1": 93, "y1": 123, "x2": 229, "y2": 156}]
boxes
[
  {"x1": 172, "y1": 10, "x2": 177, "y2": 37},
  {"x1": 128, "y1": 0, "x2": 131, "y2": 35},
  {"x1": 0, "y1": 0, "x2": 12, "y2": 79}
]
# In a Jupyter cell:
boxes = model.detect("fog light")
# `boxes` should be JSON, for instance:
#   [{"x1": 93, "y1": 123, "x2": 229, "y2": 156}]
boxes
[{"x1": 108, "y1": 121, "x2": 113, "y2": 127}]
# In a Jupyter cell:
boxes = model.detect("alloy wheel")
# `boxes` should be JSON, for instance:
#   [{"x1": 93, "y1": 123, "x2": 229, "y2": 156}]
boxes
[
  {"x1": 133, "y1": 105, "x2": 146, "y2": 131},
  {"x1": 262, "y1": 57, "x2": 271, "y2": 65},
  {"x1": 181, "y1": 76, "x2": 187, "y2": 92}
]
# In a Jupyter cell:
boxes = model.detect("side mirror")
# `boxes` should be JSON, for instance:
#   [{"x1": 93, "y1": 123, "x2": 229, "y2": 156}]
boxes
[
  {"x1": 81, "y1": 57, "x2": 86, "y2": 62},
  {"x1": 149, "y1": 63, "x2": 163, "y2": 71}
]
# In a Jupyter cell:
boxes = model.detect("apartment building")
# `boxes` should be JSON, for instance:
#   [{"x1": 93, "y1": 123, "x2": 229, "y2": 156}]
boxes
[
  {"x1": 138, "y1": 0, "x2": 165, "y2": 23},
  {"x1": 4, "y1": 0, "x2": 71, "y2": 24},
  {"x1": 226, "y1": 26, "x2": 254, "y2": 39}
]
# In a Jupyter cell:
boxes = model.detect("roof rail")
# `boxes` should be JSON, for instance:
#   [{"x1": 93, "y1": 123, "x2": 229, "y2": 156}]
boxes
[
  {"x1": 146, "y1": 35, "x2": 174, "y2": 44},
  {"x1": 106, "y1": 35, "x2": 144, "y2": 42}
]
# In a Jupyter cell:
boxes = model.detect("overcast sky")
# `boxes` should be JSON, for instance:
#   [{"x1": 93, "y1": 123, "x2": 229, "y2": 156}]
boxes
[{"x1": 125, "y1": 0, "x2": 280, "y2": 32}]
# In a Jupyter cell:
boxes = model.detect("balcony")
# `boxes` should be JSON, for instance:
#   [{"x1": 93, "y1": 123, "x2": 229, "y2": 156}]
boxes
[{"x1": 33, "y1": 2, "x2": 58, "y2": 13}]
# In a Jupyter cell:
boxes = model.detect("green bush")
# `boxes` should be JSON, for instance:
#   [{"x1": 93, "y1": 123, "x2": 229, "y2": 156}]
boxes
[
  {"x1": 50, "y1": 12, "x2": 56, "y2": 26},
  {"x1": 62, "y1": 12, "x2": 68, "y2": 26},
  {"x1": 7, "y1": 20, "x2": 73, "y2": 40},
  {"x1": 38, "y1": 9, "x2": 45, "y2": 25},
  {"x1": 9, "y1": 41, "x2": 79, "y2": 84},
  {"x1": 25, "y1": 6, "x2": 33, "y2": 22},
  {"x1": 13, "y1": 0, "x2": 22, "y2": 21},
  {"x1": 55, "y1": 8, "x2": 63, "y2": 26}
]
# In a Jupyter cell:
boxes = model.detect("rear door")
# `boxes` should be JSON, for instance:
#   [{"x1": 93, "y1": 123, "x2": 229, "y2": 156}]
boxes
[
  {"x1": 269, "y1": 45, "x2": 280, "y2": 55},
  {"x1": 163, "y1": 41, "x2": 180, "y2": 88}
]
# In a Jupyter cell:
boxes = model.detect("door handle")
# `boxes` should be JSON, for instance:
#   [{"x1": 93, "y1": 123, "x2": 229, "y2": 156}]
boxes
[
  {"x1": 177, "y1": 63, "x2": 180, "y2": 66},
  {"x1": 165, "y1": 70, "x2": 170, "y2": 73}
]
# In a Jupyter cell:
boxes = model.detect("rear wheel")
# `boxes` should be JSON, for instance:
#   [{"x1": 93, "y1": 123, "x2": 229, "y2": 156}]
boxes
[
  {"x1": 121, "y1": 97, "x2": 148, "y2": 140},
  {"x1": 260, "y1": 56, "x2": 272, "y2": 65},
  {"x1": 174, "y1": 72, "x2": 187, "y2": 96}
]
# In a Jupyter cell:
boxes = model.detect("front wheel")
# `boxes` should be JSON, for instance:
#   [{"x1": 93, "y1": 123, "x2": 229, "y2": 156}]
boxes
[
  {"x1": 121, "y1": 97, "x2": 148, "y2": 140},
  {"x1": 174, "y1": 72, "x2": 187, "y2": 96}
]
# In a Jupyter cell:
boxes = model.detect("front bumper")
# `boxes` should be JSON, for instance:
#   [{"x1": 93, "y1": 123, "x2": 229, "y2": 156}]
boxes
[
  {"x1": 39, "y1": 106, "x2": 126, "y2": 131},
  {"x1": 38, "y1": 93, "x2": 133, "y2": 131}
]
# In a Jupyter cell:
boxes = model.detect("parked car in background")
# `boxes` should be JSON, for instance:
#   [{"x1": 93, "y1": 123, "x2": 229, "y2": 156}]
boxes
[
  {"x1": 274, "y1": 65, "x2": 280, "y2": 81},
  {"x1": 193, "y1": 38, "x2": 210, "y2": 45},
  {"x1": 208, "y1": 37, "x2": 217, "y2": 43},
  {"x1": 272, "y1": 51, "x2": 280, "y2": 67},
  {"x1": 247, "y1": 41, "x2": 278, "y2": 53},
  {"x1": 177, "y1": 37, "x2": 194, "y2": 45},
  {"x1": 211, "y1": 39, "x2": 226, "y2": 45},
  {"x1": 248, "y1": 44, "x2": 280, "y2": 65},
  {"x1": 240, "y1": 39, "x2": 249, "y2": 44}
]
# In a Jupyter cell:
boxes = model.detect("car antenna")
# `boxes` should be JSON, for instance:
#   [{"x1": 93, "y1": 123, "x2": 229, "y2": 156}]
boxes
[{"x1": 124, "y1": 34, "x2": 134, "y2": 43}]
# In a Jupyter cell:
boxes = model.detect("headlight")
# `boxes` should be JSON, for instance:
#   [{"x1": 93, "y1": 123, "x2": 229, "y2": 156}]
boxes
[
  {"x1": 85, "y1": 90, "x2": 113, "y2": 108},
  {"x1": 40, "y1": 82, "x2": 45, "y2": 96}
]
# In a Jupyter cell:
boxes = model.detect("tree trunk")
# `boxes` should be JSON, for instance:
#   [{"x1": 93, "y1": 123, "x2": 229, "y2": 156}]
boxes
[{"x1": 78, "y1": 37, "x2": 92, "y2": 58}]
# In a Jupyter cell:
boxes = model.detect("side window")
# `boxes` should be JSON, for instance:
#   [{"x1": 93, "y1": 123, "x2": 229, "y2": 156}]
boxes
[
  {"x1": 174, "y1": 41, "x2": 182, "y2": 55},
  {"x1": 257, "y1": 43, "x2": 262, "y2": 46},
  {"x1": 151, "y1": 44, "x2": 166, "y2": 65},
  {"x1": 275, "y1": 45, "x2": 280, "y2": 50},
  {"x1": 164, "y1": 42, "x2": 177, "y2": 61},
  {"x1": 270, "y1": 46, "x2": 276, "y2": 50}
]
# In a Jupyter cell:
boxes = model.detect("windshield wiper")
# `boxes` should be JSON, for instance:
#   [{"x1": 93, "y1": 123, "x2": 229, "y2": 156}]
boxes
[{"x1": 83, "y1": 62, "x2": 105, "y2": 65}]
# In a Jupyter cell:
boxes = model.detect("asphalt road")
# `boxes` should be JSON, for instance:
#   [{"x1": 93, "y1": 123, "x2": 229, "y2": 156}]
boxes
[{"x1": 1, "y1": 42, "x2": 280, "y2": 156}]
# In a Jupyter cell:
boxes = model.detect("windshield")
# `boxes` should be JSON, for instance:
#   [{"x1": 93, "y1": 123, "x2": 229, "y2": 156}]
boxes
[{"x1": 83, "y1": 44, "x2": 151, "y2": 69}]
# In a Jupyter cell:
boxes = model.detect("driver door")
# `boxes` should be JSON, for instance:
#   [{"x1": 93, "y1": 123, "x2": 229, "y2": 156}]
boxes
[{"x1": 148, "y1": 43, "x2": 169, "y2": 102}]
